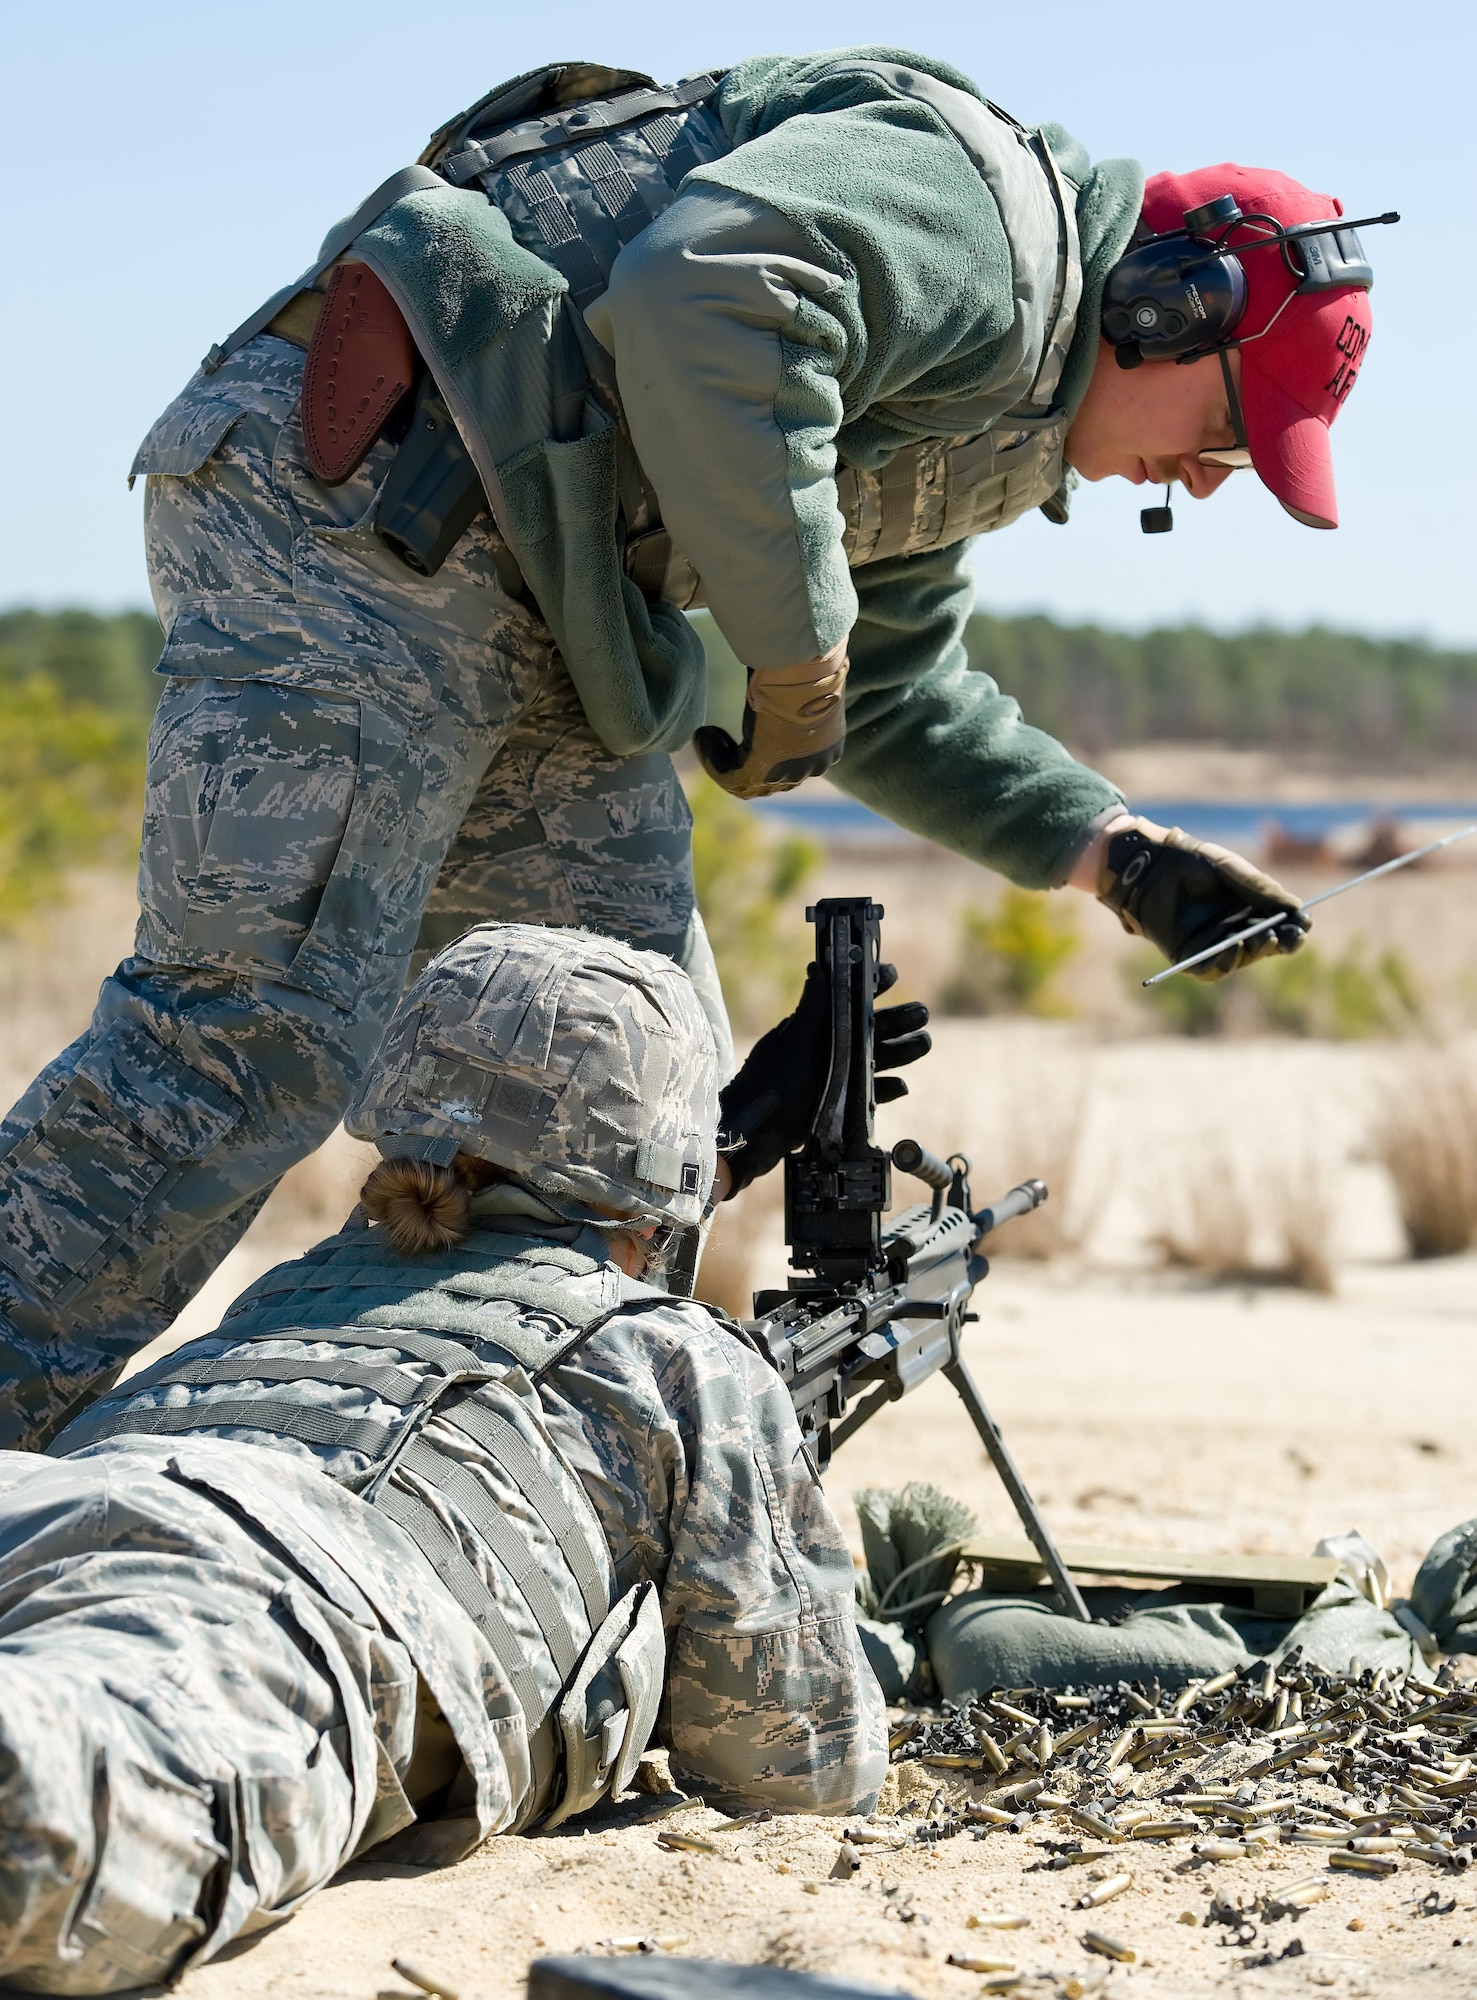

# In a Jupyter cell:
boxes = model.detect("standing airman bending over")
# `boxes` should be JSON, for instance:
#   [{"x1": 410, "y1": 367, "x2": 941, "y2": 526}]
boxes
[{"x1": 0, "y1": 48, "x2": 1371, "y2": 1442}]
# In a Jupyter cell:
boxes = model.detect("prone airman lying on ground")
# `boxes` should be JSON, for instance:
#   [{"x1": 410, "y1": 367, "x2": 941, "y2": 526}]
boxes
[{"x1": 0, "y1": 922, "x2": 930, "y2": 1995}]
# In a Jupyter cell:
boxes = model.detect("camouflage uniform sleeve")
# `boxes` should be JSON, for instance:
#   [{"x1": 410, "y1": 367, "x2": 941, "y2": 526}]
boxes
[{"x1": 543, "y1": 1305, "x2": 887, "y2": 1814}]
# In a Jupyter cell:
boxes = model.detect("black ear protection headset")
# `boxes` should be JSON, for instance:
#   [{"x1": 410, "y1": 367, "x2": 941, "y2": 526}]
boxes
[{"x1": 1101, "y1": 194, "x2": 1398, "y2": 531}]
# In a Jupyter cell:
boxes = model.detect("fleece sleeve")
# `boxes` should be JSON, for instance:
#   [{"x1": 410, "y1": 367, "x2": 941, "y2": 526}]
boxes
[
  {"x1": 834, "y1": 542, "x2": 1126, "y2": 887},
  {"x1": 587, "y1": 184, "x2": 853, "y2": 670}
]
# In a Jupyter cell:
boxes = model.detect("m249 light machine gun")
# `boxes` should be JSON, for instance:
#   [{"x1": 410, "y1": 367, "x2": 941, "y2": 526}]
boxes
[{"x1": 746, "y1": 896, "x2": 1092, "y2": 1623}]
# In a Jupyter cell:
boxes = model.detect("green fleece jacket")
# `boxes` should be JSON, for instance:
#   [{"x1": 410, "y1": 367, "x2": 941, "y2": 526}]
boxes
[{"x1": 351, "y1": 48, "x2": 1142, "y2": 887}]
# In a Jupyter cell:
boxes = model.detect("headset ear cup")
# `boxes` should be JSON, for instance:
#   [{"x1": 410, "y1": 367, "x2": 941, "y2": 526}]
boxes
[{"x1": 1102, "y1": 236, "x2": 1248, "y2": 359}]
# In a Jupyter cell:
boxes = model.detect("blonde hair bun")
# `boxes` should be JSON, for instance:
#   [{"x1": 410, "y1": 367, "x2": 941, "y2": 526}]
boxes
[{"x1": 360, "y1": 1157, "x2": 472, "y2": 1255}]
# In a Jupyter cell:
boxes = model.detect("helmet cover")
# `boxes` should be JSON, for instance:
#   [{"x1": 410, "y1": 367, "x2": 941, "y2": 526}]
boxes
[{"x1": 346, "y1": 924, "x2": 718, "y2": 1226}]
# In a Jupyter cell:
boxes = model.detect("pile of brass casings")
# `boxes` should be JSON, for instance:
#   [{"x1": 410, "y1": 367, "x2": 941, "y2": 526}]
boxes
[{"x1": 892, "y1": 1653, "x2": 1476, "y2": 1881}]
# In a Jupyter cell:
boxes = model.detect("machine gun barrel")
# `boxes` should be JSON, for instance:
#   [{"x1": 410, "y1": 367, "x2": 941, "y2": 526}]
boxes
[{"x1": 972, "y1": 1177, "x2": 1048, "y2": 1244}]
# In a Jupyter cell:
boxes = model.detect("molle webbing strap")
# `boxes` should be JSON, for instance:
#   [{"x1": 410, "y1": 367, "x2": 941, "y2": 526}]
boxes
[
  {"x1": 439, "y1": 73, "x2": 724, "y2": 188},
  {"x1": 56, "y1": 1321, "x2": 496, "y2": 1446},
  {"x1": 443, "y1": 74, "x2": 732, "y2": 315},
  {"x1": 68, "y1": 1396, "x2": 406, "y2": 1460},
  {"x1": 202, "y1": 164, "x2": 445, "y2": 374},
  {"x1": 439, "y1": 1393, "x2": 609, "y2": 1632},
  {"x1": 52, "y1": 1325, "x2": 499, "y2": 1458},
  {"x1": 397, "y1": 1438, "x2": 580, "y2": 1681},
  {"x1": 373, "y1": 1478, "x2": 548, "y2": 1746},
  {"x1": 53, "y1": 1352, "x2": 428, "y2": 1455}
]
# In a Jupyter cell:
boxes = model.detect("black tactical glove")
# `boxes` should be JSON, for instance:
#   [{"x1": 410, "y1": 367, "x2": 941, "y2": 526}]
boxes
[
  {"x1": 1098, "y1": 816, "x2": 1311, "y2": 980},
  {"x1": 718, "y1": 962, "x2": 931, "y2": 1195},
  {"x1": 693, "y1": 646, "x2": 848, "y2": 799}
]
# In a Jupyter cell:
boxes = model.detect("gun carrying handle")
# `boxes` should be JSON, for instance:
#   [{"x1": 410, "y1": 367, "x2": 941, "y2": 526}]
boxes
[{"x1": 890, "y1": 1138, "x2": 953, "y2": 1191}]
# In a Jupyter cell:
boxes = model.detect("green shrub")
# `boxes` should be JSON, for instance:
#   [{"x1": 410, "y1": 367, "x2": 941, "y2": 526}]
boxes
[
  {"x1": 0, "y1": 609, "x2": 161, "y2": 720},
  {"x1": 1252, "y1": 939, "x2": 1421, "y2": 1039},
  {"x1": 1129, "y1": 950, "x2": 1234, "y2": 1036},
  {"x1": 0, "y1": 670, "x2": 143, "y2": 928},
  {"x1": 688, "y1": 772, "x2": 821, "y2": 1032},
  {"x1": 940, "y1": 888, "x2": 1079, "y2": 1016},
  {"x1": 1134, "y1": 937, "x2": 1422, "y2": 1039}
]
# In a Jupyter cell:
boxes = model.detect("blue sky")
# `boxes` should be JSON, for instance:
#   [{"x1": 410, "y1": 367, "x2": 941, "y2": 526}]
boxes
[{"x1": 4, "y1": 1, "x2": 1470, "y2": 641}]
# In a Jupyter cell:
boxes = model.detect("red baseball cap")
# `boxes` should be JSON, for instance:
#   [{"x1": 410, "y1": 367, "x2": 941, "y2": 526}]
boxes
[{"x1": 1141, "y1": 165, "x2": 1374, "y2": 529}]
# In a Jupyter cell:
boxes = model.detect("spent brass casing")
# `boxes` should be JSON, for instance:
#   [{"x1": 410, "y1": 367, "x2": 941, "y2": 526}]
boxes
[
  {"x1": 391, "y1": 1963, "x2": 460, "y2": 2000},
  {"x1": 1270, "y1": 1875, "x2": 1329, "y2": 1911},
  {"x1": 1329, "y1": 1849, "x2": 1399, "y2": 1876},
  {"x1": 1104, "y1": 1729, "x2": 1140, "y2": 1772},
  {"x1": 967, "y1": 1804, "x2": 1019, "y2": 1827},
  {"x1": 976, "y1": 1729, "x2": 1010, "y2": 1776},
  {"x1": 1053, "y1": 1717, "x2": 1107, "y2": 1754},
  {"x1": 1081, "y1": 1930, "x2": 1136, "y2": 1961},
  {"x1": 1076, "y1": 1873, "x2": 1132, "y2": 1909}
]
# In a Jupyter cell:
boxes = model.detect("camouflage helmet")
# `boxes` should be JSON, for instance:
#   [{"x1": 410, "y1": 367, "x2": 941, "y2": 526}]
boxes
[{"x1": 345, "y1": 924, "x2": 718, "y2": 1227}]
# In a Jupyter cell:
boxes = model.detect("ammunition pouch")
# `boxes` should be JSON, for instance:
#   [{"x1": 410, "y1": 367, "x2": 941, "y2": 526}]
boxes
[
  {"x1": 375, "y1": 374, "x2": 490, "y2": 577},
  {"x1": 542, "y1": 1579, "x2": 665, "y2": 1829}
]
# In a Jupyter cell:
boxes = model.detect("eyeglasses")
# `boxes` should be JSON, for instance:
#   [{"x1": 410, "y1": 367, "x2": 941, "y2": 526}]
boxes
[{"x1": 1196, "y1": 348, "x2": 1254, "y2": 470}]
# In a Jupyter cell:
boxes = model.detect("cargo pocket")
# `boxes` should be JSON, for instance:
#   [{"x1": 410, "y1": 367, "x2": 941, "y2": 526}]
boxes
[
  {"x1": 0, "y1": 1021, "x2": 242, "y2": 1307},
  {"x1": 140, "y1": 679, "x2": 424, "y2": 1009},
  {"x1": 130, "y1": 348, "x2": 304, "y2": 485},
  {"x1": 542, "y1": 1581, "x2": 665, "y2": 1831}
]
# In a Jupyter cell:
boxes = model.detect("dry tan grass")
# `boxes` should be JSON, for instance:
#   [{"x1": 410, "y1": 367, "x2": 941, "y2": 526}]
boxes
[
  {"x1": 1149, "y1": 1131, "x2": 1336, "y2": 1292},
  {"x1": 1371, "y1": 1046, "x2": 1477, "y2": 1257},
  {"x1": 985, "y1": 1058, "x2": 1096, "y2": 1259},
  {"x1": 251, "y1": 1127, "x2": 381, "y2": 1250},
  {"x1": 0, "y1": 871, "x2": 139, "y2": 1109}
]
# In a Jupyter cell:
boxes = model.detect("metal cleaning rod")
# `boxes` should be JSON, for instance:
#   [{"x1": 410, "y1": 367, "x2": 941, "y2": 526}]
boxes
[{"x1": 1143, "y1": 823, "x2": 1477, "y2": 986}]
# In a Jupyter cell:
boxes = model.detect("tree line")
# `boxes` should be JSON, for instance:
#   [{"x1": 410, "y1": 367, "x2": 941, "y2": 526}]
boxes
[
  {"x1": 7, "y1": 604, "x2": 1477, "y2": 759},
  {"x1": 2, "y1": 600, "x2": 1474, "y2": 927}
]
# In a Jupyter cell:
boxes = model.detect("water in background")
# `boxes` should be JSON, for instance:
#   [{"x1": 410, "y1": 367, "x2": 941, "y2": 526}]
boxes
[{"x1": 754, "y1": 796, "x2": 1477, "y2": 850}]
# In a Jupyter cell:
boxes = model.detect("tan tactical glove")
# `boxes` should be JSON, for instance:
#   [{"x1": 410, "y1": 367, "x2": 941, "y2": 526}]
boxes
[
  {"x1": 693, "y1": 643, "x2": 848, "y2": 799},
  {"x1": 1098, "y1": 817, "x2": 1311, "y2": 979}
]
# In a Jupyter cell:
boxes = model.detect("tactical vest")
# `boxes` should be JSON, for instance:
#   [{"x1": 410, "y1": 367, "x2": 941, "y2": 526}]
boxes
[
  {"x1": 51, "y1": 1218, "x2": 673, "y2": 1830},
  {"x1": 417, "y1": 62, "x2": 1084, "y2": 596}
]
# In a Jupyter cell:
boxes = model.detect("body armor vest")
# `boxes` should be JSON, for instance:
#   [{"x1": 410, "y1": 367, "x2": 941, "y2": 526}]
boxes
[
  {"x1": 52, "y1": 1219, "x2": 672, "y2": 1828},
  {"x1": 414, "y1": 63, "x2": 1083, "y2": 595}
]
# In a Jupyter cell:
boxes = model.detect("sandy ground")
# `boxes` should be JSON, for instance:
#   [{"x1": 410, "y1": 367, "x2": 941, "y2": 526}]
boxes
[{"x1": 3, "y1": 852, "x2": 1477, "y2": 2000}]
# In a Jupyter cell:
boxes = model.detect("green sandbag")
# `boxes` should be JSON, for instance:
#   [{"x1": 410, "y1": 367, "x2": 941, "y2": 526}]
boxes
[
  {"x1": 926, "y1": 1576, "x2": 1419, "y2": 1698},
  {"x1": 854, "y1": 1484, "x2": 976, "y2": 1625},
  {"x1": 1409, "y1": 1517, "x2": 1477, "y2": 1655},
  {"x1": 854, "y1": 1615, "x2": 920, "y2": 1704}
]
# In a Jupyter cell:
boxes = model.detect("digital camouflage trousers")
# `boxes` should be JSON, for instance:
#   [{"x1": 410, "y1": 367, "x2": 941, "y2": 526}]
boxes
[
  {"x1": 0, "y1": 335, "x2": 729, "y2": 1452},
  {"x1": 0, "y1": 1435, "x2": 522, "y2": 1995}
]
